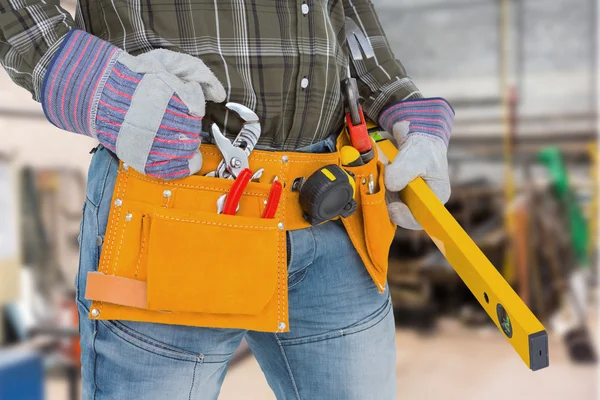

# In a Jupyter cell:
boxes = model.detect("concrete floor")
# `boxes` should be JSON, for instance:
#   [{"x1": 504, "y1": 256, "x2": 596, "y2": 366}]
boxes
[{"x1": 47, "y1": 318, "x2": 598, "y2": 400}]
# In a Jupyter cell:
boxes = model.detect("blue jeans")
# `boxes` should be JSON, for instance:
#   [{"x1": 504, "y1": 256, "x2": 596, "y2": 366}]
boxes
[{"x1": 77, "y1": 145, "x2": 396, "y2": 400}]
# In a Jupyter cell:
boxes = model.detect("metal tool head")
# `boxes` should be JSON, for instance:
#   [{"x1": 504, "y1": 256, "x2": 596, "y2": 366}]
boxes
[
  {"x1": 211, "y1": 124, "x2": 249, "y2": 178},
  {"x1": 251, "y1": 168, "x2": 265, "y2": 182},
  {"x1": 226, "y1": 102, "x2": 259, "y2": 123},
  {"x1": 225, "y1": 102, "x2": 262, "y2": 155},
  {"x1": 344, "y1": 17, "x2": 375, "y2": 60},
  {"x1": 210, "y1": 102, "x2": 262, "y2": 179}
]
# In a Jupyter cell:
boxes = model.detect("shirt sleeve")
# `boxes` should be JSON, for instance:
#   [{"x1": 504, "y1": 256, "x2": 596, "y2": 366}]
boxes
[
  {"x1": 0, "y1": 0, "x2": 76, "y2": 101},
  {"x1": 343, "y1": 0, "x2": 423, "y2": 122}
]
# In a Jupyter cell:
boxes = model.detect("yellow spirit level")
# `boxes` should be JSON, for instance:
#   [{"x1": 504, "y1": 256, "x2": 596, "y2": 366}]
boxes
[{"x1": 374, "y1": 134, "x2": 549, "y2": 371}]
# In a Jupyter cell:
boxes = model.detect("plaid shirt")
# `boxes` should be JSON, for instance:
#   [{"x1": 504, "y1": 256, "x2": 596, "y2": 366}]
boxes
[{"x1": 0, "y1": 0, "x2": 422, "y2": 150}]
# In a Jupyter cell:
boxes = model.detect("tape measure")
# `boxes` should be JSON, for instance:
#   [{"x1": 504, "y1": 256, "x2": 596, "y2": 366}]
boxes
[{"x1": 293, "y1": 165, "x2": 357, "y2": 225}]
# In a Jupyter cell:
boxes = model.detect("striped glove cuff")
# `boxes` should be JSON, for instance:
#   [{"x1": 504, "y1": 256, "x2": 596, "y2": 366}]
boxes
[
  {"x1": 41, "y1": 29, "x2": 121, "y2": 137},
  {"x1": 378, "y1": 98, "x2": 455, "y2": 147},
  {"x1": 40, "y1": 29, "x2": 205, "y2": 180}
]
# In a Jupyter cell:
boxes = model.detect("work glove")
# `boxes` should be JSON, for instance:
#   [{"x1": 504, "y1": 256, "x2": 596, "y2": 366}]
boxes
[
  {"x1": 378, "y1": 98, "x2": 455, "y2": 230},
  {"x1": 41, "y1": 29, "x2": 226, "y2": 179}
]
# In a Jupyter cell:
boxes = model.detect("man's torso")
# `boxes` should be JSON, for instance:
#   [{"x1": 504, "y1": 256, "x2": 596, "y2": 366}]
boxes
[{"x1": 76, "y1": 0, "x2": 352, "y2": 150}]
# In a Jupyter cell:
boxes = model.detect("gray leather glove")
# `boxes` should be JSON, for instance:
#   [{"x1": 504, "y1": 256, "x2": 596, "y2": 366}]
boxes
[
  {"x1": 42, "y1": 30, "x2": 226, "y2": 179},
  {"x1": 384, "y1": 121, "x2": 451, "y2": 230}
]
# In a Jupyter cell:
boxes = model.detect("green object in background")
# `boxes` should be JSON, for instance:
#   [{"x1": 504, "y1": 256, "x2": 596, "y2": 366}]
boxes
[{"x1": 538, "y1": 147, "x2": 589, "y2": 265}]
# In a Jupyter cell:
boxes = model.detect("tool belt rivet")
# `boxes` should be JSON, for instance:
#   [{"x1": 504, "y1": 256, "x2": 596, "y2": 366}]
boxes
[
  {"x1": 91, "y1": 309, "x2": 100, "y2": 317},
  {"x1": 278, "y1": 322, "x2": 286, "y2": 330},
  {"x1": 123, "y1": 163, "x2": 129, "y2": 171},
  {"x1": 163, "y1": 190, "x2": 172, "y2": 198},
  {"x1": 114, "y1": 199, "x2": 122, "y2": 207},
  {"x1": 125, "y1": 213, "x2": 133, "y2": 222},
  {"x1": 278, "y1": 222, "x2": 285, "y2": 230},
  {"x1": 281, "y1": 155, "x2": 289, "y2": 163}
]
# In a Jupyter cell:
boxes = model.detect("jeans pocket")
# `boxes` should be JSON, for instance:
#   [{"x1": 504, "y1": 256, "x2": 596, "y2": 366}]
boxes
[
  {"x1": 86, "y1": 145, "x2": 118, "y2": 208},
  {"x1": 100, "y1": 319, "x2": 204, "y2": 362},
  {"x1": 278, "y1": 295, "x2": 393, "y2": 346},
  {"x1": 287, "y1": 227, "x2": 317, "y2": 289}
]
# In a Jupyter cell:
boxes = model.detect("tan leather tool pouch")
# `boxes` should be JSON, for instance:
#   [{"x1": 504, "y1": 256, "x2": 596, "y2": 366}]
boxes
[
  {"x1": 337, "y1": 133, "x2": 397, "y2": 292},
  {"x1": 84, "y1": 138, "x2": 395, "y2": 331},
  {"x1": 85, "y1": 147, "x2": 289, "y2": 332}
]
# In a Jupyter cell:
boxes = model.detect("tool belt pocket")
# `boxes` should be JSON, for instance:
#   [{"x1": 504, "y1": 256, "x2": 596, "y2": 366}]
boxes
[
  {"x1": 85, "y1": 165, "x2": 289, "y2": 333},
  {"x1": 145, "y1": 208, "x2": 279, "y2": 315},
  {"x1": 341, "y1": 158, "x2": 396, "y2": 292},
  {"x1": 360, "y1": 161, "x2": 396, "y2": 275}
]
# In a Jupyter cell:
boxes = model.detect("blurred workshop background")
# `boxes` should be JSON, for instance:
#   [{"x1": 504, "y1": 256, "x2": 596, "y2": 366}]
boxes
[{"x1": 0, "y1": 0, "x2": 598, "y2": 399}]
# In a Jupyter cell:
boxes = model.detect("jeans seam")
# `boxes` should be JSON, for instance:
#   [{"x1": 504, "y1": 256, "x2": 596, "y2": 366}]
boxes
[
  {"x1": 92, "y1": 320, "x2": 98, "y2": 400},
  {"x1": 189, "y1": 359, "x2": 198, "y2": 400},
  {"x1": 280, "y1": 296, "x2": 392, "y2": 347},
  {"x1": 274, "y1": 333, "x2": 302, "y2": 400},
  {"x1": 86, "y1": 147, "x2": 115, "y2": 208},
  {"x1": 76, "y1": 202, "x2": 87, "y2": 300},
  {"x1": 287, "y1": 228, "x2": 317, "y2": 288},
  {"x1": 101, "y1": 320, "x2": 201, "y2": 362},
  {"x1": 287, "y1": 230, "x2": 295, "y2": 268},
  {"x1": 288, "y1": 268, "x2": 309, "y2": 290}
]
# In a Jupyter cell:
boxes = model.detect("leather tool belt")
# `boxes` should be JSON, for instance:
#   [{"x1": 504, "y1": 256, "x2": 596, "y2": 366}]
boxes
[{"x1": 85, "y1": 133, "x2": 396, "y2": 332}]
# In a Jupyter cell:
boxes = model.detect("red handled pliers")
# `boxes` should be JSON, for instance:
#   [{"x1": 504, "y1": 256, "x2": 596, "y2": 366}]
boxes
[
  {"x1": 217, "y1": 171, "x2": 283, "y2": 218},
  {"x1": 262, "y1": 177, "x2": 283, "y2": 219},
  {"x1": 217, "y1": 168, "x2": 253, "y2": 215}
]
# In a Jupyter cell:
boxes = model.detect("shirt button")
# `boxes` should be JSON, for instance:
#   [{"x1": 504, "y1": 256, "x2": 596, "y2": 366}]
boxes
[
  {"x1": 301, "y1": 3, "x2": 309, "y2": 15},
  {"x1": 301, "y1": 77, "x2": 309, "y2": 89}
]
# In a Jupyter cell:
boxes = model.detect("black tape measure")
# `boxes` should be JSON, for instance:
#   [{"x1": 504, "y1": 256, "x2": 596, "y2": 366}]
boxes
[{"x1": 294, "y1": 165, "x2": 357, "y2": 225}]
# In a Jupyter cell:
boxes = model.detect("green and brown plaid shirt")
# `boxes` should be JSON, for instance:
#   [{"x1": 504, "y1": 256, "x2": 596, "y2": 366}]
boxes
[{"x1": 0, "y1": 0, "x2": 421, "y2": 149}]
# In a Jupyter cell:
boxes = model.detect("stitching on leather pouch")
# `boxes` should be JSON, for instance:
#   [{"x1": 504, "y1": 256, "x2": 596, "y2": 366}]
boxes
[
  {"x1": 112, "y1": 171, "x2": 130, "y2": 276},
  {"x1": 202, "y1": 149, "x2": 337, "y2": 163},
  {"x1": 362, "y1": 200, "x2": 384, "y2": 205},
  {"x1": 343, "y1": 216, "x2": 384, "y2": 290},
  {"x1": 362, "y1": 189, "x2": 385, "y2": 205},
  {"x1": 277, "y1": 160, "x2": 286, "y2": 327},
  {"x1": 281, "y1": 158, "x2": 291, "y2": 326},
  {"x1": 134, "y1": 216, "x2": 148, "y2": 278},
  {"x1": 99, "y1": 169, "x2": 129, "y2": 315},
  {"x1": 152, "y1": 214, "x2": 277, "y2": 230},
  {"x1": 103, "y1": 169, "x2": 124, "y2": 275},
  {"x1": 132, "y1": 174, "x2": 266, "y2": 196},
  {"x1": 97, "y1": 168, "x2": 125, "y2": 313},
  {"x1": 364, "y1": 218, "x2": 389, "y2": 278},
  {"x1": 248, "y1": 158, "x2": 336, "y2": 163}
]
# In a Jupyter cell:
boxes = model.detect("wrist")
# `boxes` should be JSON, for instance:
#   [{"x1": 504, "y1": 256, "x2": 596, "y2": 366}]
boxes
[{"x1": 379, "y1": 97, "x2": 455, "y2": 147}]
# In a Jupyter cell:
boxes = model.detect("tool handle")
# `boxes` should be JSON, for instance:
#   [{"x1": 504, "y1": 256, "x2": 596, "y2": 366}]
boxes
[
  {"x1": 345, "y1": 108, "x2": 372, "y2": 153},
  {"x1": 223, "y1": 168, "x2": 252, "y2": 215},
  {"x1": 262, "y1": 180, "x2": 283, "y2": 219}
]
